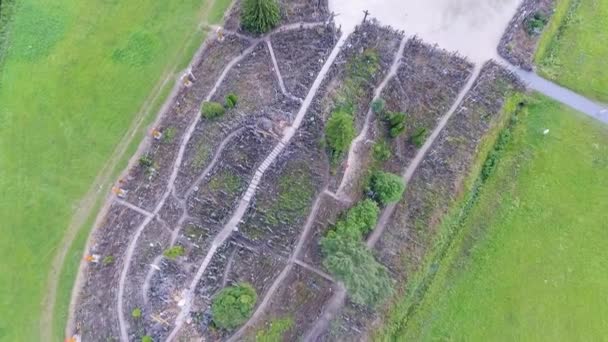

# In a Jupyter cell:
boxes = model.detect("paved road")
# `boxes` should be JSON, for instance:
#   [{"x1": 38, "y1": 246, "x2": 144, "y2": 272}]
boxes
[{"x1": 498, "y1": 59, "x2": 608, "y2": 124}]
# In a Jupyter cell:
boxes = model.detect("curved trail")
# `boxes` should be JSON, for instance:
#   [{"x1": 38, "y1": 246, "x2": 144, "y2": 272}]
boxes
[
  {"x1": 367, "y1": 64, "x2": 482, "y2": 248},
  {"x1": 140, "y1": 127, "x2": 244, "y2": 304},
  {"x1": 116, "y1": 41, "x2": 261, "y2": 342},
  {"x1": 304, "y1": 64, "x2": 483, "y2": 340},
  {"x1": 166, "y1": 32, "x2": 349, "y2": 341},
  {"x1": 227, "y1": 189, "x2": 329, "y2": 342},
  {"x1": 336, "y1": 36, "x2": 408, "y2": 198},
  {"x1": 266, "y1": 38, "x2": 303, "y2": 103}
]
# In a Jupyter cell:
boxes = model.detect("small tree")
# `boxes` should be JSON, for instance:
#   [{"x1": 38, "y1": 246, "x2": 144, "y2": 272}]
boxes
[
  {"x1": 201, "y1": 101, "x2": 226, "y2": 119},
  {"x1": 241, "y1": 0, "x2": 280, "y2": 34},
  {"x1": 212, "y1": 283, "x2": 258, "y2": 330},
  {"x1": 225, "y1": 93, "x2": 238, "y2": 109},
  {"x1": 370, "y1": 171, "x2": 405, "y2": 205},
  {"x1": 386, "y1": 112, "x2": 406, "y2": 138},
  {"x1": 411, "y1": 127, "x2": 427, "y2": 147},
  {"x1": 141, "y1": 336, "x2": 153, "y2": 342},
  {"x1": 325, "y1": 110, "x2": 355, "y2": 161},
  {"x1": 371, "y1": 98, "x2": 385, "y2": 114}
]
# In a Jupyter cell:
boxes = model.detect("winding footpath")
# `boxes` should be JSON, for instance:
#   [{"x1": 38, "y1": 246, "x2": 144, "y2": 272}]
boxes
[
  {"x1": 336, "y1": 36, "x2": 409, "y2": 198},
  {"x1": 165, "y1": 32, "x2": 350, "y2": 341}
]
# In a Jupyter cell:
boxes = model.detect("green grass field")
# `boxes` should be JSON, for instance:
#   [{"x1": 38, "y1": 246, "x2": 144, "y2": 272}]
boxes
[
  {"x1": 0, "y1": 0, "x2": 231, "y2": 340},
  {"x1": 536, "y1": 0, "x2": 608, "y2": 103},
  {"x1": 379, "y1": 95, "x2": 608, "y2": 340}
]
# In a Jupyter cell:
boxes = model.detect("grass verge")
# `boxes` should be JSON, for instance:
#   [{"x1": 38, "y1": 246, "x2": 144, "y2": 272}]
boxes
[
  {"x1": 0, "y1": 0, "x2": 231, "y2": 340},
  {"x1": 377, "y1": 94, "x2": 608, "y2": 340},
  {"x1": 535, "y1": 0, "x2": 608, "y2": 102}
]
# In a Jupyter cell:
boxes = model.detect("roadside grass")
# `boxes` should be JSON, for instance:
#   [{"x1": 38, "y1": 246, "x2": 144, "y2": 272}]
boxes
[
  {"x1": 0, "y1": 0, "x2": 231, "y2": 340},
  {"x1": 535, "y1": 0, "x2": 608, "y2": 102},
  {"x1": 377, "y1": 94, "x2": 608, "y2": 340}
]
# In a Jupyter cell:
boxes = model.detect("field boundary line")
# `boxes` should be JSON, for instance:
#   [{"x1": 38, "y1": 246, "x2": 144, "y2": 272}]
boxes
[{"x1": 51, "y1": 0, "x2": 225, "y2": 339}]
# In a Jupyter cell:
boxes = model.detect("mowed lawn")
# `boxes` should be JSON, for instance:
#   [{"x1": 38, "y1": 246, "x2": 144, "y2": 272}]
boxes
[
  {"x1": 0, "y1": 0, "x2": 230, "y2": 340},
  {"x1": 382, "y1": 95, "x2": 608, "y2": 340},
  {"x1": 536, "y1": 0, "x2": 608, "y2": 102}
]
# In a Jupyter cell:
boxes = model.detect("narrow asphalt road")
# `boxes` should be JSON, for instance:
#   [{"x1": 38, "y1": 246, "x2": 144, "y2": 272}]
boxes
[{"x1": 497, "y1": 57, "x2": 608, "y2": 124}]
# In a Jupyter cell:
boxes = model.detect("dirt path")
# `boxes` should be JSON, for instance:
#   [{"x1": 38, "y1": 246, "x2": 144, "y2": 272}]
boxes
[
  {"x1": 167, "y1": 32, "x2": 350, "y2": 341},
  {"x1": 140, "y1": 127, "x2": 245, "y2": 303},
  {"x1": 367, "y1": 64, "x2": 483, "y2": 248},
  {"x1": 336, "y1": 36, "x2": 408, "y2": 198},
  {"x1": 116, "y1": 41, "x2": 260, "y2": 342},
  {"x1": 266, "y1": 38, "x2": 303, "y2": 103},
  {"x1": 44, "y1": 2, "x2": 223, "y2": 337},
  {"x1": 227, "y1": 188, "x2": 330, "y2": 341},
  {"x1": 302, "y1": 64, "x2": 483, "y2": 340}
]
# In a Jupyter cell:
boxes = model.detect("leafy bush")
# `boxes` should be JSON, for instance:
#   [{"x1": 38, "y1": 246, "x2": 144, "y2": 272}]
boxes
[
  {"x1": 370, "y1": 171, "x2": 405, "y2": 205},
  {"x1": 201, "y1": 101, "x2": 226, "y2": 119},
  {"x1": 525, "y1": 12, "x2": 549, "y2": 36},
  {"x1": 411, "y1": 127, "x2": 427, "y2": 147},
  {"x1": 212, "y1": 283, "x2": 258, "y2": 330},
  {"x1": 320, "y1": 200, "x2": 392, "y2": 306},
  {"x1": 373, "y1": 141, "x2": 392, "y2": 163},
  {"x1": 322, "y1": 236, "x2": 394, "y2": 306},
  {"x1": 386, "y1": 112, "x2": 406, "y2": 138},
  {"x1": 139, "y1": 154, "x2": 154, "y2": 168},
  {"x1": 371, "y1": 98, "x2": 385, "y2": 114},
  {"x1": 131, "y1": 308, "x2": 142, "y2": 319},
  {"x1": 102, "y1": 255, "x2": 114, "y2": 266},
  {"x1": 141, "y1": 336, "x2": 153, "y2": 342},
  {"x1": 325, "y1": 110, "x2": 355, "y2": 161},
  {"x1": 163, "y1": 245, "x2": 185, "y2": 260},
  {"x1": 241, "y1": 0, "x2": 280, "y2": 33},
  {"x1": 162, "y1": 126, "x2": 176, "y2": 143},
  {"x1": 225, "y1": 93, "x2": 238, "y2": 109}
]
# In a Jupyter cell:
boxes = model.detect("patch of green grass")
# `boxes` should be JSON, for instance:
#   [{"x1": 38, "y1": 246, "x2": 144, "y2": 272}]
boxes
[
  {"x1": 0, "y1": 0, "x2": 232, "y2": 340},
  {"x1": 535, "y1": 0, "x2": 608, "y2": 102},
  {"x1": 263, "y1": 164, "x2": 314, "y2": 226},
  {"x1": 163, "y1": 246, "x2": 185, "y2": 260},
  {"x1": 255, "y1": 317, "x2": 294, "y2": 342},
  {"x1": 378, "y1": 95, "x2": 608, "y2": 340},
  {"x1": 192, "y1": 140, "x2": 211, "y2": 170},
  {"x1": 208, "y1": 172, "x2": 242, "y2": 196}
]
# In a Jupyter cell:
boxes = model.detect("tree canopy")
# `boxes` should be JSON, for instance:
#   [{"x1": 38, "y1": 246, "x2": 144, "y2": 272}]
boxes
[
  {"x1": 241, "y1": 0, "x2": 280, "y2": 34},
  {"x1": 212, "y1": 283, "x2": 257, "y2": 330}
]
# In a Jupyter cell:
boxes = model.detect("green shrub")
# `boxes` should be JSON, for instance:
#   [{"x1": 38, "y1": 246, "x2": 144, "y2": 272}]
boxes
[
  {"x1": 325, "y1": 110, "x2": 355, "y2": 161},
  {"x1": 411, "y1": 127, "x2": 427, "y2": 147},
  {"x1": 225, "y1": 93, "x2": 238, "y2": 109},
  {"x1": 212, "y1": 283, "x2": 258, "y2": 330},
  {"x1": 102, "y1": 255, "x2": 114, "y2": 266},
  {"x1": 525, "y1": 12, "x2": 549, "y2": 36},
  {"x1": 141, "y1": 336, "x2": 153, "y2": 342},
  {"x1": 139, "y1": 154, "x2": 154, "y2": 168},
  {"x1": 370, "y1": 171, "x2": 405, "y2": 205},
  {"x1": 163, "y1": 245, "x2": 185, "y2": 260},
  {"x1": 241, "y1": 0, "x2": 280, "y2": 34},
  {"x1": 131, "y1": 308, "x2": 142, "y2": 319},
  {"x1": 201, "y1": 101, "x2": 226, "y2": 119},
  {"x1": 371, "y1": 98, "x2": 385, "y2": 114},
  {"x1": 344, "y1": 199, "x2": 379, "y2": 235},
  {"x1": 321, "y1": 234, "x2": 393, "y2": 306},
  {"x1": 162, "y1": 126, "x2": 176, "y2": 143},
  {"x1": 386, "y1": 112, "x2": 406, "y2": 138},
  {"x1": 373, "y1": 141, "x2": 392, "y2": 163}
]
